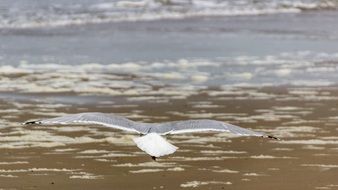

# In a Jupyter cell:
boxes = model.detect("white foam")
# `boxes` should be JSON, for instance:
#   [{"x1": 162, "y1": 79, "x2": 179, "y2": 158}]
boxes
[
  {"x1": 274, "y1": 69, "x2": 292, "y2": 77},
  {"x1": 94, "y1": 159, "x2": 117, "y2": 163},
  {"x1": 0, "y1": 66, "x2": 31, "y2": 74},
  {"x1": 75, "y1": 152, "x2": 135, "y2": 159},
  {"x1": 0, "y1": 161, "x2": 29, "y2": 165},
  {"x1": 243, "y1": 173, "x2": 266, "y2": 177},
  {"x1": 264, "y1": 126, "x2": 318, "y2": 138},
  {"x1": 172, "y1": 156, "x2": 235, "y2": 161},
  {"x1": 181, "y1": 181, "x2": 232, "y2": 188},
  {"x1": 69, "y1": 174, "x2": 103, "y2": 179},
  {"x1": 303, "y1": 145, "x2": 325, "y2": 150},
  {"x1": 302, "y1": 164, "x2": 338, "y2": 169},
  {"x1": 0, "y1": 0, "x2": 336, "y2": 30},
  {"x1": 191, "y1": 74, "x2": 209, "y2": 83},
  {"x1": 200, "y1": 150, "x2": 247, "y2": 155},
  {"x1": 250, "y1": 155, "x2": 296, "y2": 159},
  {"x1": 0, "y1": 168, "x2": 78, "y2": 173},
  {"x1": 225, "y1": 72, "x2": 253, "y2": 81},
  {"x1": 114, "y1": 162, "x2": 177, "y2": 168},
  {"x1": 212, "y1": 169, "x2": 239, "y2": 173},
  {"x1": 54, "y1": 148, "x2": 78, "y2": 152},
  {"x1": 0, "y1": 6, "x2": 302, "y2": 29},
  {"x1": 0, "y1": 174, "x2": 18, "y2": 178},
  {"x1": 167, "y1": 167, "x2": 185, "y2": 171},
  {"x1": 273, "y1": 148, "x2": 294, "y2": 151},
  {"x1": 129, "y1": 169, "x2": 164, "y2": 173},
  {"x1": 115, "y1": 1, "x2": 149, "y2": 8},
  {"x1": 1, "y1": 51, "x2": 338, "y2": 96},
  {"x1": 278, "y1": 139, "x2": 338, "y2": 145},
  {"x1": 79, "y1": 150, "x2": 110, "y2": 154}
]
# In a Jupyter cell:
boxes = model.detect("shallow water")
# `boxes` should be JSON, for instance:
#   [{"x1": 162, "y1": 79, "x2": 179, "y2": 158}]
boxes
[{"x1": 0, "y1": 86, "x2": 338, "y2": 189}]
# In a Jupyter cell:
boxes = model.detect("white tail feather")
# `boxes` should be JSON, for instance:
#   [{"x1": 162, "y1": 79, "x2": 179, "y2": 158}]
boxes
[{"x1": 133, "y1": 133, "x2": 178, "y2": 157}]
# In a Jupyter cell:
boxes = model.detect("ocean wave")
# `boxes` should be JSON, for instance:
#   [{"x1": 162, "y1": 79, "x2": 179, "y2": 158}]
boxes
[{"x1": 0, "y1": 0, "x2": 336, "y2": 28}]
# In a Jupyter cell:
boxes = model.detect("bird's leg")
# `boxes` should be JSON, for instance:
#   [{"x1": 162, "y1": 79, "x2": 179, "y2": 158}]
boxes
[{"x1": 151, "y1": 156, "x2": 157, "y2": 161}]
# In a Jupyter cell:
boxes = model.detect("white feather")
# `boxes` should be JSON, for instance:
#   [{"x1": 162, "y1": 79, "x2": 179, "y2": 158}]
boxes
[{"x1": 133, "y1": 133, "x2": 178, "y2": 157}]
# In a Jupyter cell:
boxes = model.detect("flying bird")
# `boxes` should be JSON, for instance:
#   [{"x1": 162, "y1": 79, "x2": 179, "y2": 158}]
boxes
[{"x1": 24, "y1": 112, "x2": 278, "y2": 160}]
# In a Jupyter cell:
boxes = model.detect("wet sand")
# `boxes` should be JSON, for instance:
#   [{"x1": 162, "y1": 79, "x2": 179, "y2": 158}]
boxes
[{"x1": 1, "y1": 86, "x2": 338, "y2": 189}]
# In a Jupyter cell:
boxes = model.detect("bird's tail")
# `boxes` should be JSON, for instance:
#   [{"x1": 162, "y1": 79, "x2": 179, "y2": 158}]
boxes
[{"x1": 133, "y1": 133, "x2": 178, "y2": 158}]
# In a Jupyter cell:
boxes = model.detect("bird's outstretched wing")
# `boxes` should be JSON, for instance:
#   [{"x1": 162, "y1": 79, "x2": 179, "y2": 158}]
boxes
[
  {"x1": 24, "y1": 112, "x2": 278, "y2": 158},
  {"x1": 150, "y1": 119, "x2": 276, "y2": 139},
  {"x1": 24, "y1": 112, "x2": 151, "y2": 134},
  {"x1": 25, "y1": 113, "x2": 277, "y2": 139}
]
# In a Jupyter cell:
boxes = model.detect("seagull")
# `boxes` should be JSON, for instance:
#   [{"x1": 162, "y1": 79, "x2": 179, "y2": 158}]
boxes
[{"x1": 24, "y1": 112, "x2": 278, "y2": 160}]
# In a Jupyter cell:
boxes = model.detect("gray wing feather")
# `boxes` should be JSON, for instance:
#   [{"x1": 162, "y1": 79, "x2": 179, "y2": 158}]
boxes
[
  {"x1": 25, "y1": 113, "x2": 275, "y2": 139},
  {"x1": 25, "y1": 112, "x2": 150, "y2": 134},
  {"x1": 149, "y1": 119, "x2": 265, "y2": 137}
]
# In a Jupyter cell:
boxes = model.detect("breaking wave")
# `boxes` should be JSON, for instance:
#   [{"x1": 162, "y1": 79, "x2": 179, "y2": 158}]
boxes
[{"x1": 0, "y1": 0, "x2": 336, "y2": 28}]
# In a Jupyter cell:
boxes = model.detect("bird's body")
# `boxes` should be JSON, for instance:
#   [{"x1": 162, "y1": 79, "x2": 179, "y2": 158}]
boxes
[{"x1": 24, "y1": 112, "x2": 277, "y2": 159}]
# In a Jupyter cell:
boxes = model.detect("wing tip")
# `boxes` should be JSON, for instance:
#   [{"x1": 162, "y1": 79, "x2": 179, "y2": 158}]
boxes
[
  {"x1": 264, "y1": 135, "x2": 280, "y2": 141},
  {"x1": 23, "y1": 120, "x2": 41, "y2": 125}
]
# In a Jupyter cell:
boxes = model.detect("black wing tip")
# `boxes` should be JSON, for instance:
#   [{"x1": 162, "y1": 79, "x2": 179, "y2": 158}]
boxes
[
  {"x1": 265, "y1": 135, "x2": 281, "y2": 141},
  {"x1": 23, "y1": 120, "x2": 42, "y2": 125}
]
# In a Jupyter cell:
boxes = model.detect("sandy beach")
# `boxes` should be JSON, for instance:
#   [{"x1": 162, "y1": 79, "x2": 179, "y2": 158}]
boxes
[{"x1": 1, "y1": 0, "x2": 338, "y2": 189}]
